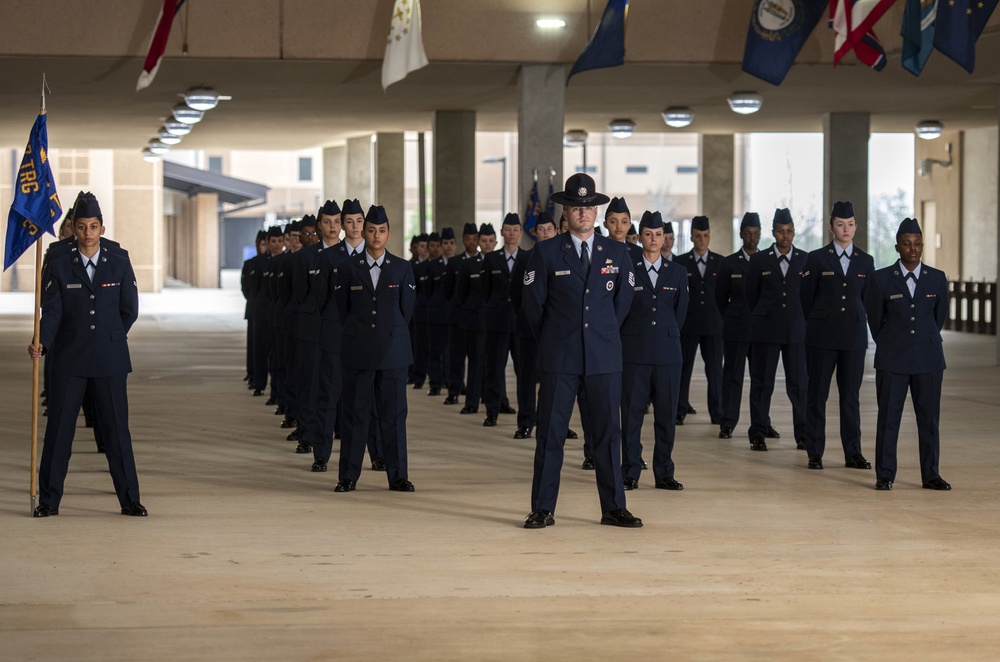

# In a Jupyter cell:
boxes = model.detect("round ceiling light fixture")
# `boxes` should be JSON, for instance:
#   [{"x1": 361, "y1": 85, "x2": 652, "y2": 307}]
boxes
[
  {"x1": 162, "y1": 120, "x2": 193, "y2": 136},
  {"x1": 147, "y1": 140, "x2": 170, "y2": 155},
  {"x1": 607, "y1": 118, "x2": 636, "y2": 138},
  {"x1": 563, "y1": 129, "x2": 589, "y2": 147},
  {"x1": 181, "y1": 87, "x2": 232, "y2": 111},
  {"x1": 915, "y1": 120, "x2": 944, "y2": 140},
  {"x1": 141, "y1": 147, "x2": 161, "y2": 163},
  {"x1": 171, "y1": 103, "x2": 204, "y2": 124},
  {"x1": 157, "y1": 128, "x2": 182, "y2": 145},
  {"x1": 661, "y1": 107, "x2": 694, "y2": 128},
  {"x1": 536, "y1": 18, "x2": 566, "y2": 29},
  {"x1": 727, "y1": 92, "x2": 764, "y2": 115}
]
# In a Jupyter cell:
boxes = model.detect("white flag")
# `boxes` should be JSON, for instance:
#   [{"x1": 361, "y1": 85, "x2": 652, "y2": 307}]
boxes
[{"x1": 381, "y1": 0, "x2": 429, "y2": 91}]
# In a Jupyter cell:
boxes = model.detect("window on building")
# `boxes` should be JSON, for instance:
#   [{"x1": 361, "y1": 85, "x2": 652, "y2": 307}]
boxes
[
  {"x1": 676, "y1": 166, "x2": 698, "y2": 174},
  {"x1": 208, "y1": 156, "x2": 223, "y2": 174},
  {"x1": 299, "y1": 157, "x2": 313, "y2": 182},
  {"x1": 626, "y1": 165, "x2": 648, "y2": 174},
  {"x1": 574, "y1": 165, "x2": 597, "y2": 174}
]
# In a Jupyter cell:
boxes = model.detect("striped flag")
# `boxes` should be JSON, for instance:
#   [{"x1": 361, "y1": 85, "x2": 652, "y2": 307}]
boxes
[
  {"x1": 830, "y1": 0, "x2": 898, "y2": 71},
  {"x1": 136, "y1": 0, "x2": 187, "y2": 91}
]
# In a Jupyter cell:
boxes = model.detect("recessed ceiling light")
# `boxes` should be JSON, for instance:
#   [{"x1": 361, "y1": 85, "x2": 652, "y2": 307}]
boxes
[
  {"x1": 661, "y1": 107, "x2": 694, "y2": 128},
  {"x1": 563, "y1": 129, "x2": 588, "y2": 147},
  {"x1": 536, "y1": 18, "x2": 566, "y2": 29},
  {"x1": 607, "y1": 119, "x2": 636, "y2": 138},
  {"x1": 727, "y1": 92, "x2": 764, "y2": 115},
  {"x1": 915, "y1": 120, "x2": 943, "y2": 140}
]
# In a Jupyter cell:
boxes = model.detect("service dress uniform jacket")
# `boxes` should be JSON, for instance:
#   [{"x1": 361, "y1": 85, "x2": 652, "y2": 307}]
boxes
[
  {"x1": 455, "y1": 252, "x2": 488, "y2": 409},
  {"x1": 481, "y1": 248, "x2": 524, "y2": 418},
  {"x1": 334, "y1": 250, "x2": 415, "y2": 485},
  {"x1": 677, "y1": 249, "x2": 724, "y2": 420},
  {"x1": 714, "y1": 249, "x2": 756, "y2": 431},
  {"x1": 620, "y1": 256, "x2": 689, "y2": 483},
  {"x1": 444, "y1": 253, "x2": 473, "y2": 398},
  {"x1": 509, "y1": 247, "x2": 538, "y2": 432},
  {"x1": 745, "y1": 244, "x2": 809, "y2": 442},
  {"x1": 800, "y1": 242, "x2": 875, "y2": 460},
  {"x1": 424, "y1": 256, "x2": 450, "y2": 391},
  {"x1": 37, "y1": 246, "x2": 141, "y2": 510},
  {"x1": 522, "y1": 233, "x2": 634, "y2": 515},
  {"x1": 864, "y1": 261, "x2": 948, "y2": 483}
]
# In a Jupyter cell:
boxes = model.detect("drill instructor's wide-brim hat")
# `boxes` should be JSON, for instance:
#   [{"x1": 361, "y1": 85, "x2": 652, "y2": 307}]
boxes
[{"x1": 549, "y1": 173, "x2": 610, "y2": 207}]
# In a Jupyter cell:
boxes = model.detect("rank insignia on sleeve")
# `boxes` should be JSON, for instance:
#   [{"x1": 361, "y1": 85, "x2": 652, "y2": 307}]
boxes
[
  {"x1": 408, "y1": 284, "x2": 416, "y2": 290},
  {"x1": 523, "y1": 270, "x2": 535, "y2": 285},
  {"x1": 628, "y1": 271, "x2": 635, "y2": 286}
]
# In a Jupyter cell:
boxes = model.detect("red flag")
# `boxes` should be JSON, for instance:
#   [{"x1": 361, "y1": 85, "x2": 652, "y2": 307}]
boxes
[
  {"x1": 830, "y1": 0, "x2": 897, "y2": 71},
  {"x1": 136, "y1": 0, "x2": 186, "y2": 91}
]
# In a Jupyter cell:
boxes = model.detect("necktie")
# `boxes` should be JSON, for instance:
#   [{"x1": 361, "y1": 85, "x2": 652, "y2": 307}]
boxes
[
  {"x1": 648, "y1": 265, "x2": 658, "y2": 287},
  {"x1": 697, "y1": 257, "x2": 706, "y2": 277},
  {"x1": 369, "y1": 260, "x2": 380, "y2": 288},
  {"x1": 839, "y1": 251, "x2": 851, "y2": 275},
  {"x1": 507, "y1": 255, "x2": 515, "y2": 271},
  {"x1": 580, "y1": 241, "x2": 591, "y2": 272},
  {"x1": 85, "y1": 259, "x2": 95, "y2": 282},
  {"x1": 370, "y1": 260, "x2": 380, "y2": 269},
  {"x1": 778, "y1": 254, "x2": 789, "y2": 276},
  {"x1": 905, "y1": 271, "x2": 916, "y2": 296}
]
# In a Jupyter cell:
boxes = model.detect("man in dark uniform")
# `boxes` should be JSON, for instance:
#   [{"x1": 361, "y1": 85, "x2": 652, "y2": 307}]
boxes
[
  {"x1": 249, "y1": 226, "x2": 284, "y2": 396},
  {"x1": 279, "y1": 216, "x2": 314, "y2": 431},
  {"x1": 456, "y1": 224, "x2": 496, "y2": 415},
  {"x1": 522, "y1": 174, "x2": 641, "y2": 529},
  {"x1": 408, "y1": 233, "x2": 428, "y2": 385},
  {"x1": 716, "y1": 212, "x2": 764, "y2": 440},
  {"x1": 425, "y1": 228, "x2": 455, "y2": 397},
  {"x1": 677, "y1": 215, "x2": 724, "y2": 425},
  {"x1": 443, "y1": 224, "x2": 479, "y2": 405},
  {"x1": 800, "y1": 201, "x2": 875, "y2": 471},
  {"x1": 241, "y1": 230, "x2": 267, "y2": 385},
  {"x1": 864, "y1": 218, "x2": 950, "y2": 492},
  {"x1": 333, "y1": 206, "x2": 416, "y2": 493},
  {"x1": 481, "y1": 214, "x2": 524, "y2": 427},
  {"x1": 620, "y1": 211, "x2": 689, "y2": 491},
  {"x1": 411, "y1": 233, "x2": 438, "y2": 391},
  {"x1": 269, "y1": 221, "x2": 300, "y2": 412},
  {"x1": 745, "y1": 208, "x2": 809, "y2": 452},
  {"x1": 29, "y1": 193, "x2": 146, "y2": 517}
]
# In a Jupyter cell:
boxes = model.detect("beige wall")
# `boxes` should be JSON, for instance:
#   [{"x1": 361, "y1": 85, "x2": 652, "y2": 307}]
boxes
[
  {"x1": 961, "y1": 127, "x2": 998, "y2": 282},
  {"x1": 914, "y1": 131, "x2": 962, "y2": 279}
]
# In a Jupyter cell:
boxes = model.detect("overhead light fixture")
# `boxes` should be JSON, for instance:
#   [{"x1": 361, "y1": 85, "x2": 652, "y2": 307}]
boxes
[
  {"x1": 141, "y1": 147, "x2": 160, "y2": 163},
  {"x1": 162, "y1": 120, "x2": 193, "y2": 136},
  {"x1": 157, "y1": 128, "x2": 182, "y2": 145},
  {"x1": 147, "y1": 140, "x2": 170, "y2": 155},
  {"x1": 171, "y1": 103, "x2": 204, "y2": 124},
  {"x1": 727, "y1": 92, "x2": 764, "y2": 115},
  {"x1": 536, "y1": 18, "x2": 566, "y2": 29},
  {"x1": 563, "y1": 129, "x2": 588, "y2": 147},
  {"x1": 661, "y1": 107, "x2": 694, "y2": 128},
  {"x1": 181, "y1": 87, "x2": 232, "y2": 111},
  {"x1": 915, "y1": 120, "x2": 943, "y2": 140},
  {"x1": 607, "y1": 119, "x2": 636, "y2": 138}
]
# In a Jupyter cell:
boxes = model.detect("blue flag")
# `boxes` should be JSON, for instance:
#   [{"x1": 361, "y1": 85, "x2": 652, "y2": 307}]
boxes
[
  {"x1": 4, "y1": 112, "x2": 62, "y2": 271},
  {"x1": 742, "y1": 0, "x2": 828, "y2": 86},
  {"x1": 933, "y1": 0, "x2": 998, "y2": 73},
  {"x1": 546, "y1": 181, "x2": 556, "y2": 218},
  {"x1": 567, "y1": 0, "x2": 629, "y2": 82},
  {"x1": 523, "y1": 180, "x2": 542, "y2": 241},
  {"x1": 901, "y1": 0, "x2": 937, "y2": 76}
]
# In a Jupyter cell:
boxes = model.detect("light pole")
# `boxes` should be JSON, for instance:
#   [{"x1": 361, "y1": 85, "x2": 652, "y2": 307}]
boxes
[{"x1": 482, "y1": 156, "x2": 507, "y2": 217}]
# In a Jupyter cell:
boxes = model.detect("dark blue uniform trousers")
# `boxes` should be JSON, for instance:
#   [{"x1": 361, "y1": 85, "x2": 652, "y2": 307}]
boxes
[
  {"x1": 447, "y1": 322, "x2": 466, "y2": 398},
  {"x1": 427, "y1": 322, "x2": 449, "y2": 390},
  {"x1": 531, "y1": 371, "x2": 626, "y2": 514},
  {"x1": 874, "y1": 370, "x2": 942, "y2": 483},
  {"x1": 484, "y1": 331, "x2": 517, "y2": 418},
  {"x1": 748, "y1": 342, "x2": 807, "y2": 441},
  {"x1": 621, "y1": 363, "x2": 681, "y2": 482},
  {"x1": 805, "y1": 346, "x2": 865, "y2": 459},
  {"x1": 679, "y1": 334, "x2": 723, "y2": 418},
  {"x1": 39, "y1": 374, "x2": 140, "y2": 509},
  {"x1": 411, "y1": 320, "x2": 429, "y2": 386},
  {"x1": 338, "y1": 366, "x2": 407, "y2": 484},
  {"x1": 720, "y1": 341, "x2": 754, "y2": 430},
  {"x1": 463, "y1": 329, "x2": 486, "y2": 409},
  {"x1": 251, "y1": 314, "x2": 272, "y2": 390},
  {"x1": 514, "y1": 336, "x2": 538, "y2": 431}
]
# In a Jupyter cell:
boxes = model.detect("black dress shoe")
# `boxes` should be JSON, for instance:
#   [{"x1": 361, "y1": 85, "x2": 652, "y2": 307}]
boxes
[
  {"x1": 443, "y1": 395, "x2": 460, "y2": 405},
  {"x1": 686, "y1": 405, "x2": 697, "y2": 415},
  {"x1": 295, "y1": 442, "x2": 313, "y2": 454},
  {"x1": 334, "y1": 479, "x2": 356, "y2": 493},
  {"x1": 273, "y1": 405, "x2": 285, "y2": 416},
  {"x1": 623, "y1": 477, "x2": 639, "y2": 491},
  {"x1": 265, "y1": 397, "x2": 276, "y2": 406},
  {"x1": 765, "y1": 426, "x2": 781, "y2": 439},
  {"x1": 875, "y1": 478, "x2": 893, "y2": 491},
  {"x1": 655, "y1": 477, "x2": 684, "y2": 490},
  {"x1": 286, "y1": 429, "x2": 300, "y2": 441},
  {"x1": 499, "y1": 405, "x2": 517, "y2": 415},
  {"x1": 581, "y1": 456, "x2": 596, "y2": 470},
  {"x1": 808, "y1": 456, "x2": 824, "y2": 470},
  {"x1": 33, "y1": 503, "x2": 59, "y2": 518},
  {"x1": 427, "y1": 387, "x2": 441, "y2": 396},
  {"x1": 922, "y1": 477, "x2": 952, "y2": 491},
  {"x1": 459, "y1": 406, "x2": 478, "y2": 414},
  {"x1": 844, "y1": 454, "x2": 872, "y2": 469},
  {"x1": 513, "y1": 426, "x2": 533, "y2": 439},
  {"x1": 750, "y1": 436, "x2": 768, "y2": 451},
  {"x1": 121, "y1": 502, "x2": 148, "y2": 517},
  {"x1": 412, "y1": 382, "x2": 424, "y2": 390},
  {"x1": 640, "y1": 457, "x2": 648, "y2": 470},
  {"x1": 311, "y1": 458, "x2": 328, "y2": 472},
  {"x1": 388, "y1": 479, "x2": 415, "y2": 492},
  {"x1": 566, "y1": 429, "x2": 579, "y2": 439},
  {"x1": 247, "y1": 383, "x2": 255, "y2": 390},
  {"x1": 719, "y1": 427, "x2": 733, "y2": 439},
  {"x1": 252, "y1": 389, "x2": 264, "y2": 397},
  {"x1": 41, "y1": 398, "x2": 47, "y2": 406},
  {"x1": 371, "y1": 458, "x2": 386, "y2": 471},
  {"x1": 601, "y1": 508, "x2": 643, "y2": 528},
  {"x1": 675, "y1": 416, "x2": 685, "y2": 426},
  {"x1": 524, "y1": 510, "x2": 554, "y2": 528},
  {"x1": 280, "y1": 416, "x2": 296, "y2": 429},
  {"x1": 795, "y1": 437, "x2": 807, "y2": 450},
  {"x1": 482, "y1": 416, "x2": 497, "y2": 427}
]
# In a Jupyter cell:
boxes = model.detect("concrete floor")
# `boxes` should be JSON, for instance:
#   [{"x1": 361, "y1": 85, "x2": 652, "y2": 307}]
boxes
[{"x1": 1, "y1": 296, "x2": 999, "y2": 661}]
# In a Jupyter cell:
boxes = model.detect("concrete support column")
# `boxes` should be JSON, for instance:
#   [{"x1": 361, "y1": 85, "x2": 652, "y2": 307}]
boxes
[
  {"x1": 346, "y1": 135, "x2": 373, "y2": 204},
  {"x1": 432, "y1": 110, "x2": 476, "y2": 234},
  {"x1": 518, "y1": 64, "x2": 565, "y2": 233},
  {"x1": 375, "y1": 132, "x2": 405, "y2": 257},
  {"x1": 192, "y1": 192, "x2": 219, "y2": 288},
  {"x1": 823, "y1": 112, "x2": 870, "y2": 251},
  {"x1": 699, "y1": 134, "x2": 735, "y2": 254},
  {"x1": 323, "y1": 145, "x2": 347, "y2": 200},
  {"x1": 112, "y1": 151, "x2": 164, "y2": 292}
]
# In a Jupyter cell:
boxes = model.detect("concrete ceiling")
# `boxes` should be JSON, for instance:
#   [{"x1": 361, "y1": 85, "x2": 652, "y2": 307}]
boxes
[{"x1": 2, "y1": 31, "x2": 1000, "y2": 151}]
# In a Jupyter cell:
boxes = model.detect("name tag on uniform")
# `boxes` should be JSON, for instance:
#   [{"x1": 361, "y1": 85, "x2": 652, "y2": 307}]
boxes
[
  {"x1": 889, "y1": 293, "x2": 903, "y2": 300},
  {"x1": 634, "y1": 286, "x2": 643, "y2": 291},
  {"x1": 730, "y1": 274, "x2": 742, "y2": 279},
  {"x1": 470, "y1": 274, "x2": 480, "y2": 279},
  {"x1": 66, "y1": 283, "x2": 82, "y2": 289},
  {"x1": 555, "y1": 270, "x2": 571, "y2": 276},
  {"x1": 762, "y1": 271, "x2": 771, "y2": 276},
  {"x1": 491, "y1": 270, "x2": 501, "y2": 274},
  {"x1": 351, "y1": 285, "x2": 363, "y2": 291},
  {"x1": 822, "y1": 271, "x2": 835, "y2": 276},
  {"x1": 309, "y1": 269, "x2": 320, "y2": 275}
]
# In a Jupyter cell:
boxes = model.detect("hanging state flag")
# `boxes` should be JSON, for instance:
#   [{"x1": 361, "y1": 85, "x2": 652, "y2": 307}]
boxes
[
  {"x1": 901, "y1": 0, "x2": 938, "y2": 76},
  {"x1": 382, "y1": 0, "x2": 429, "y2": 90},
  {"x1": 523, "y1": 180, "x2": 542, "y2": 241},
  {"x1": 830, "y1": 0, "x2": 897, "y2": 71},
  {"x1": 4, "y1": 112, "x2": 62, "y2": 271},
  {"x1": 742, "y1": 0, "x2": 828, "y2": 86},
  {"x1": 136, "y1": 0, "x2": 187, "y2": 91},
  {"x1": 933, "y1": 0, "x2": 998, "y2": 73},
  {"x1": 567, "y1": 0, "x2": 629, "y2": 82}
]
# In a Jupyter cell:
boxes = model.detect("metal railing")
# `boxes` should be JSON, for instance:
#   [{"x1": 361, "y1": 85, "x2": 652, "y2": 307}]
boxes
[{"x1": 946, "y1": 281, "x2": 996, "y2": 335}]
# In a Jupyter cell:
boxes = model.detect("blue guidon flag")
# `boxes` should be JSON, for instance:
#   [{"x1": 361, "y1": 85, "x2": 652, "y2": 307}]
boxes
[
  {"x1": 4, "y1": 111, "x2": 62, "y2": 271},
  {"x1": 523, "y1": 179, "x2": 542, "y2": 241},
  {"x1": 742, "y1": 0, "x2": 829, "y2": 86}
]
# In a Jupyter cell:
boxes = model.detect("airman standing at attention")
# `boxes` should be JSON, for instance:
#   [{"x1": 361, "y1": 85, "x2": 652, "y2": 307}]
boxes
[
  {"x1": 443, "y1": 223, "x2": 479, "y2": 406},
  {"x1": 424, "y1": 228, "x2": 456, "y2": 397},
  {"x1": 481, "y1": 214, "x2": 524, "y2": 427}
]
